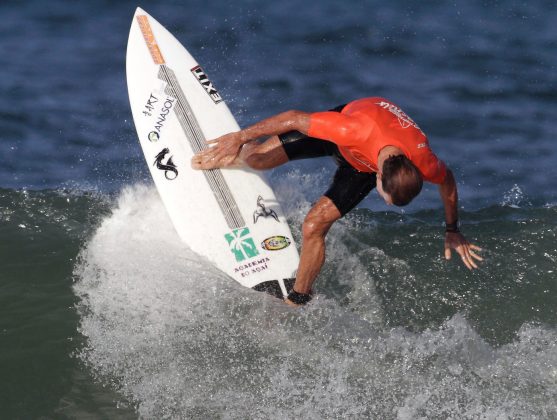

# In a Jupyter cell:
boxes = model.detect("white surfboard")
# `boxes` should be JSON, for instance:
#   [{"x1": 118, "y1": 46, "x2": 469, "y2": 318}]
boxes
[{"x1": 126, "y1": 8, "x2": 299, "y2": 298}]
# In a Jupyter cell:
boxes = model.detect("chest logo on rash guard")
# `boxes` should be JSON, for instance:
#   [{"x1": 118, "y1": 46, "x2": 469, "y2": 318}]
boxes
[{"x1": 375, "y1": 101, "x2": 425, "y2": 136}]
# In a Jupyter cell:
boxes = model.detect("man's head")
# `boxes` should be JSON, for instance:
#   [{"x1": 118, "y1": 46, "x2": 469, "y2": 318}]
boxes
[{"x1": 377, "y1": 155, "x2": 423, "y2": 206}]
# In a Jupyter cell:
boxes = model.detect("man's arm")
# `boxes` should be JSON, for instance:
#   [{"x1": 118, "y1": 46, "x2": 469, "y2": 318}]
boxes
[
  {"x1": 438, "y1": 168, "x2": 483, "y2": 269},
  {"x1": 191, "y1": 110, "x2": 310, "y2": 168},
  {"x1": 239, "y1": 110, "x2": 311, "y2": 141}
]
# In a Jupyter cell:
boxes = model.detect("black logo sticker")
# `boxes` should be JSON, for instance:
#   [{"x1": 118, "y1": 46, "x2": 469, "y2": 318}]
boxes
[
  {"x1": 191, "y1": 65, "x2": 223, "y2": 104},
  {"x1": 142, "y1": 93, "x2": 158, "y2": 117},
  {"x1": 253, "y1": 195, "x2": 279, "y2": 223},
  {"x1": 153, "y1": 148, "x2": 178, "y2": 180}
]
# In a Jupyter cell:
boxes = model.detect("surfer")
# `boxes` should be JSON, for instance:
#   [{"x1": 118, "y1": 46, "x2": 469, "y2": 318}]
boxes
[{"x1": 191, "y1": 97, "x2": 482, "y2": 306}]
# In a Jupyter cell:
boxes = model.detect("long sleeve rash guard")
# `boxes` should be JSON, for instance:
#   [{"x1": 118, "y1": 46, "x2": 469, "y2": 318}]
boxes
[{"x1": 307, "y1": 97, "x2": 447, "y2": 184}]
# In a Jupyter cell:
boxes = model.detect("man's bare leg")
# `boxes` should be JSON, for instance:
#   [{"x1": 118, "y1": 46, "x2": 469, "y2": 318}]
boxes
[
  {"x1": 292, "y1": 196, "x2": 342, "y2": 294},
  {"x1": 240, "y1": 142, "x2": 342, "y2": 295}
]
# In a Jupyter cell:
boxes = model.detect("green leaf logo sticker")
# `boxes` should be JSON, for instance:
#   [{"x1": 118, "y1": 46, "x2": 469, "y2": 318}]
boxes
[{"x1": 224, "y1": 228, "x2": 259, "y2": 262}]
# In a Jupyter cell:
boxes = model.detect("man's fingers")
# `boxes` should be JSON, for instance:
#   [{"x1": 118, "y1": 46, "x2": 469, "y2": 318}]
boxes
[
  {"x1": 459, "y1": 252, "x2": 473, "y2": 270},
  {"x1": 456, "y1": 245, "x2": 479, "y2": 270},
  {"x1": 198, "y1": 146, "x2": 223, "y2": 163},
  {"x1": 469, "y1": 249, "x2": 483, "y2": 261},
  {"x1": 464, "y1": 248, "x2": 478, "y2": 269},
  {"x1": 196, "y1": 148, "x2": 213, "y2": 159},
  {"x1": 445, "y1": 237, "x2": 483, "y2": 269},
  {"x1": 191, "y1": 149, "x2": 220, "y2": 169}
]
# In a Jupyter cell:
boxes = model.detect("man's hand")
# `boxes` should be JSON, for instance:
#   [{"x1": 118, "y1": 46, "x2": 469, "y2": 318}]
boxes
[
  {"x1": 191, "y1": 131, "x2": 244, "y2": 170},
  {"x1": 444, "y1": 232, "x2": 483, "y2": 270}
]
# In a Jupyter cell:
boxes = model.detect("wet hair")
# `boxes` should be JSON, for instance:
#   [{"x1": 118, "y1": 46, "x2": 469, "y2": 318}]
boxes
[{"x1": 381, "y1": 155, "x2": 423, "y2": 206}]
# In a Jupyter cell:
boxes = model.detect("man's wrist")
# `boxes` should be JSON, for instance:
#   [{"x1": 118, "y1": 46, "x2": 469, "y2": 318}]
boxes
[
  {"x1": 445, "y1": 220, "x2": 460, "y2": 233},
  {"x1": 238, "y1": 130, "x2": 250, "y2": 145}
]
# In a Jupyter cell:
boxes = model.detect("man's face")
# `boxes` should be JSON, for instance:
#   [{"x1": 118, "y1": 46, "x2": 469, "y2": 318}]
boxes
[{"x1": 376, "y1": 173, "x2": 393, "y2": 205}]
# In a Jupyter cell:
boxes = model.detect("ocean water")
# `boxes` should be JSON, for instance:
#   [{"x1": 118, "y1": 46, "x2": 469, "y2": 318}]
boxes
[{"x1": 1, "y1": 0, "x2": 556, "y2": 418}]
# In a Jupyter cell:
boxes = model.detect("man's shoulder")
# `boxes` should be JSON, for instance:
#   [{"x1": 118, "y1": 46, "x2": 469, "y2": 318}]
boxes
[{"x1": 344, "y1": 97, "x2": 388, "y2": 111}]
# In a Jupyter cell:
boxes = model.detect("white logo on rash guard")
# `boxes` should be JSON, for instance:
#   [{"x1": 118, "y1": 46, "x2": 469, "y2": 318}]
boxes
[{"x1": 375, "y1": 101, "x2": 426, "y2": 136}]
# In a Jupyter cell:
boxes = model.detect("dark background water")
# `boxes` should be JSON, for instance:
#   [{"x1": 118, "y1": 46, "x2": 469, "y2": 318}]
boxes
[
  {"x1": 1, "y1": 0, "x2": 556, "y2": 418},
  {"x1": 1, "y1": 0, "x2": 556, "y2": 208}
]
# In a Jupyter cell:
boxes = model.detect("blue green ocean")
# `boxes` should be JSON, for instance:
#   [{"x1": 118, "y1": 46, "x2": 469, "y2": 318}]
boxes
[{"x1": 1, "y1": 1, "x2": 556, "y2": 418}]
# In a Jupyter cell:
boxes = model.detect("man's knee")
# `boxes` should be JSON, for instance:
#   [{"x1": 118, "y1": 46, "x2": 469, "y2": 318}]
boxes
[
  {"x1": 241, "y1": 137, "x2": 287, "y2": 170},
  {"x1": 301, "y1": 197, "x2": 342, "y2": 239},
  {"x1": 244, "y1": 151, "x2": 267, "y2": 170},
  {"x1": 302, "y1": 218, "x2": 323, "y2": 239},
  {"x1": 302, "y1": 214, "x2": 337, "y2": 239}
]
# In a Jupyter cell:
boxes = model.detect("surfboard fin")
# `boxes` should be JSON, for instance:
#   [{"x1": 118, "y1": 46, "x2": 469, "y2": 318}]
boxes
[{"x1": 252, "y1": 278, "x2": 295, "y2": 299}]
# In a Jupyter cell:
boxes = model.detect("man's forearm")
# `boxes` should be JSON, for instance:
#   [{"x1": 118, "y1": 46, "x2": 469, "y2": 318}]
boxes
[
  {"x1": 438, "y1": 168, "x2": 483, "y2": 269},
  {"x1": 439, "y1": 169, "x2": 458, "y2": 225},
  {"x1": 238, "y1": 110, "x2": 311, "y2": 144}
]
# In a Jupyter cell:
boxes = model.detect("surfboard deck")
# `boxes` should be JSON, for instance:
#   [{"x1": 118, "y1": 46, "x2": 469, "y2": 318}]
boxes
[{"x1": 126, "y1": 8, "x2": 299, "y2": 298}]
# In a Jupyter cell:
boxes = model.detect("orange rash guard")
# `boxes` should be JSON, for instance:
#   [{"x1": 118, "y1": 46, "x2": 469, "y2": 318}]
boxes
[{"x1": 307, "y1": 97, "x2": 447, "y2": 184}]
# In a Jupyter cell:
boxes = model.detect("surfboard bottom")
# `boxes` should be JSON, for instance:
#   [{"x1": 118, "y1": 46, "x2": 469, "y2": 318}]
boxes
[{"x1": 253, "y1": 278, "x2": 296, "y2": 299}]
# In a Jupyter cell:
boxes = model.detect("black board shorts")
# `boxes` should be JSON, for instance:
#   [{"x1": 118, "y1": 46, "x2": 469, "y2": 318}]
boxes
[{"x1": 278, "y1": 105, "x2": 377, "y2": 216}]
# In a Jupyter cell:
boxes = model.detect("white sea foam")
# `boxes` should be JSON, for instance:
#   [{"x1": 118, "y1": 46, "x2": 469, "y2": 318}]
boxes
[
  {"x1": 74, "y1": 183, "x2": 557, "y2": 419},
  {"x1": 501, "y1": 184, "x2": 532, "y2": 208}
]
